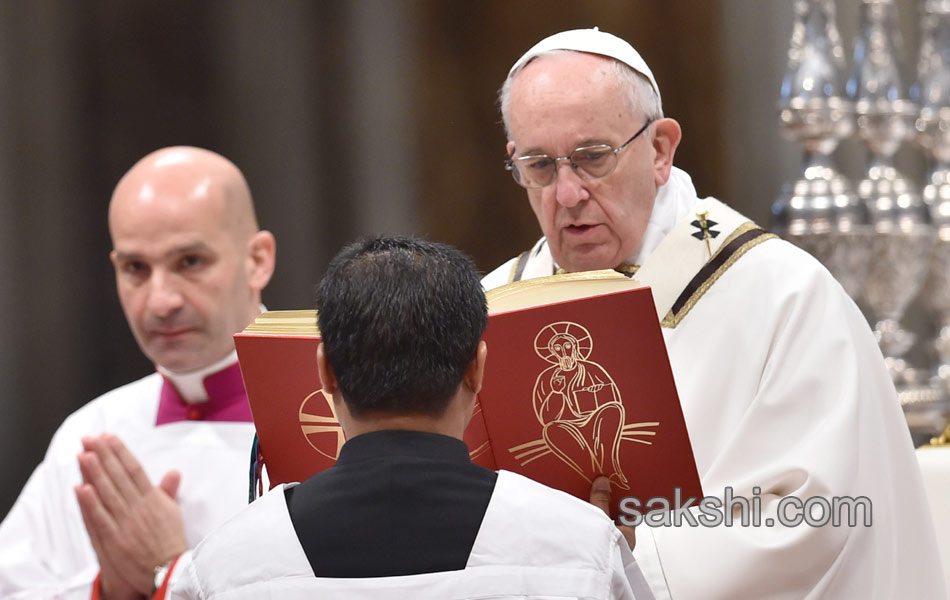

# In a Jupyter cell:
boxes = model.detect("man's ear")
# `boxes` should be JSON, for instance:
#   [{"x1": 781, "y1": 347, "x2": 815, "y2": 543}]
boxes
[
  {"x1": 316, "y1": 343, "x2": 340, "y2": 396},
  {"x1": 246, "y1": 230, "x2": 276, "y2": 292},
  {"x1": 506, "y1": 141, "x2": 515, "y2": 158},
  {"x1": 651, "y1": 118, "x2": 682, "y2": 187},
  {"x1": 463, "y1": 341, "x2": 488, "y2": 396},
  {"x1": 317, "y1": 343, "x2": 354, "y2": 438}
]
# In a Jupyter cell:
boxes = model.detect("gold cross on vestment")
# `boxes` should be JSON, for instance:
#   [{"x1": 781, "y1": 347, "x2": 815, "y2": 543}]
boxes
[{"x1": 696, "y1": 211, "x2": 713, "y2": 258}]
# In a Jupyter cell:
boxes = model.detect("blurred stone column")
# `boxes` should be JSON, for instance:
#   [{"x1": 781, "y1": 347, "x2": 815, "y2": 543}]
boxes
[
  {"x1": 209, "y1": 1, "x2": 332, "y2": 308},
  {"x1": 207, "y1": 1, "x2": 420, "y2": 304},
  {"x1": 0, "y1": 1, "x2": 93, "y2": 517},
  {"x1": 0, "y1": 2, "x2": 21, "y2": 492},
  {"x1": 345, "y1": 0, "x2": 419, "y2": 236}
]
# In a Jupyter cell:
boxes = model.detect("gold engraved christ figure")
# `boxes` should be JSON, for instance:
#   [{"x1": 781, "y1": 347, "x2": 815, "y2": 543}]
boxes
[{"x1": 529, "y1": 322, "x2": 629, "y2": 489}]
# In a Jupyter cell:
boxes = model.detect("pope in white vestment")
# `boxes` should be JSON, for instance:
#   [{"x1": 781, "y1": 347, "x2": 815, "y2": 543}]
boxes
[
  {"x1": 0, "y1": 353, "x2": 256, "y2": 600},
  {"x1": 483, "y1": 165, "x2": 947, "y2": 599}
]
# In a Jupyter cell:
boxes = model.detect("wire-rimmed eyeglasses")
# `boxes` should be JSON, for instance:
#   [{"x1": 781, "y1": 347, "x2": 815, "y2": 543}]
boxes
[{"x1": 505, "y1": 119, "x2": 654, "y2": 189}]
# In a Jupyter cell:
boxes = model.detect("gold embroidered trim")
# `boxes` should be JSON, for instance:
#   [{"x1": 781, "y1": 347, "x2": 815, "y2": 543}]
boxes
[
  {"x1": 661, "y1": 224, "x2": 778, "y2": 328},
  {"x1": 555, "y1": 263, "x2": 639, "y2": 276},
  {"x1": 615, "y1": 263, "x2": 640, "y2": 276}
]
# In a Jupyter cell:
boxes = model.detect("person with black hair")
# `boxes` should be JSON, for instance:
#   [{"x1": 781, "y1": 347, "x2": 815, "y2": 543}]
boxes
[{"x1": 167, "y1": 236, "x2": 652, "y2": 599}]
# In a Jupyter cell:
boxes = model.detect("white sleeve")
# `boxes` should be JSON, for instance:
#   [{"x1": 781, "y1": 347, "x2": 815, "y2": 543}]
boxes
[
  {"x1": 0, "y1": 434, "x2": 98, "y2": 599},
  {"x1": 611, "y1": 536, "x2": 655, "y2": 600},
  {"x1": 165, "y1": 550, "x2": 197, "y2": 600},
  {"x1": 628, "y1": 526, "x2": 669, "y2": 600}
]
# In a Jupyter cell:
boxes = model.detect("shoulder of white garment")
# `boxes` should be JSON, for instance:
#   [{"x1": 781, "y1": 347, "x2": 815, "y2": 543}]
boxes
[
  {"x1": 180, "y1": 484, "x2": 309, "y2": 595},
  {"x1": 737, "y1": 235, "x2": 860, "y2": 313},
  {"x1": 44, "y1": 371, "x2": 164, "y2": 461},
  {"x1": 481, "y1": 238, "x2": 551, "y2": 292},
  {"x1": 481, "y1": 256, "x2": 519, "y2": 291}
]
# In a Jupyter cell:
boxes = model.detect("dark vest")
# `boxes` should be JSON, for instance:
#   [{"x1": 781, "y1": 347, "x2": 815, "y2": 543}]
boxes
[{"x1": 285, "y1": 430, "x2": 497, "y2": 578}]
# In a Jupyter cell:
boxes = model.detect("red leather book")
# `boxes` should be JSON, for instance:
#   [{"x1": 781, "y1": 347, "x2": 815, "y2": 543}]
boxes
[{"x1": 236, "y1": 272, "x2": 702, "y2": 515}]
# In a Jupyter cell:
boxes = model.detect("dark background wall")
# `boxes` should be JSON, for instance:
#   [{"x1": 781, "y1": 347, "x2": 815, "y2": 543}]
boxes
[{"x1": 2, "y1": 0, "x2": 905, "y2": 518}]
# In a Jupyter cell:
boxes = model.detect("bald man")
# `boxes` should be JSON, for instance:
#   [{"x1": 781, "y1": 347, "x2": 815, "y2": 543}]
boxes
[{"x1": 0, "y1": 147, "x2": 276, "y2": 600}]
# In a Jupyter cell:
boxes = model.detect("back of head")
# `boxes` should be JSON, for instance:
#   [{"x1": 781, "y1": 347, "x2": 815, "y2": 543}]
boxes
[{"x1": 316, "y1": 236, "x2": 487, "y2": 417}]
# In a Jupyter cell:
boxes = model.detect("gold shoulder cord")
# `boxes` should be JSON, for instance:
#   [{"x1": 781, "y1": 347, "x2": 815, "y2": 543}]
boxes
[{"x1": 662, "y1": 223, "x2": 778, "y2": 329}]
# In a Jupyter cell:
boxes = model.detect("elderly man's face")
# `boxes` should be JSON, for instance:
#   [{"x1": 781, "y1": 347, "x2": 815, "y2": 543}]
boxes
[
  {"x1": 109, "y1": 175, "x2": 257, "y2": 373},
  {"x1": 507, "y1": 53, "x2": 661, "y2": 272}
]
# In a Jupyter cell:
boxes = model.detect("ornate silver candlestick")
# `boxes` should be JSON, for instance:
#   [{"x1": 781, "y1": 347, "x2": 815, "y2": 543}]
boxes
[
  {"x1": 850, "y1": 0, "x2": 937, "y2": 424},
  {"x1": 912, "y1": 0, "x2": 950, "y2": 431},
  {"x1": 773, "y1": 0, "x2": 870, "y2": 299}
]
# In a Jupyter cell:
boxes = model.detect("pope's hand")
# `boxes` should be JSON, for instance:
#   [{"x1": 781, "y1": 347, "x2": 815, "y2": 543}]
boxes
[{"x1": 75, "y1": 433, "x2": 187, "y2": 597}]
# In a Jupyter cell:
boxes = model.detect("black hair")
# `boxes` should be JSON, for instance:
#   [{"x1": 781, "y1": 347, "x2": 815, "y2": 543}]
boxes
[{"x1": 316, "y1": 236, "x2": 487, "y2": 417}]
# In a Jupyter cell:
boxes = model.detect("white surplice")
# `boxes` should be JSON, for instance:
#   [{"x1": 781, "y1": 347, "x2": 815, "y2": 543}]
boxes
[
  {"x1": 169, "y1": 471, "x2": 653, "y2": 600},
  {"x1": 482, "y1": 167, "x2": 946, "y2": 599},
  {"x1": 0, "y1": 370, "x2": 255, "y2": 600}
]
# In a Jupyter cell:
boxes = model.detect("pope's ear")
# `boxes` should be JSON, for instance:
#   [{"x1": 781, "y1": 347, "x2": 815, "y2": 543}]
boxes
[{"x1": 651, "y1": 118, "x2": 682, "y2": 187}]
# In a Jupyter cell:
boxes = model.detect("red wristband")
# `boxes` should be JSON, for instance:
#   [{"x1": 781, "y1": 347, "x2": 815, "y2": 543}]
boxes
[{"x1": 90, "y1": 572, "x2": 102, "y2": 600}]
